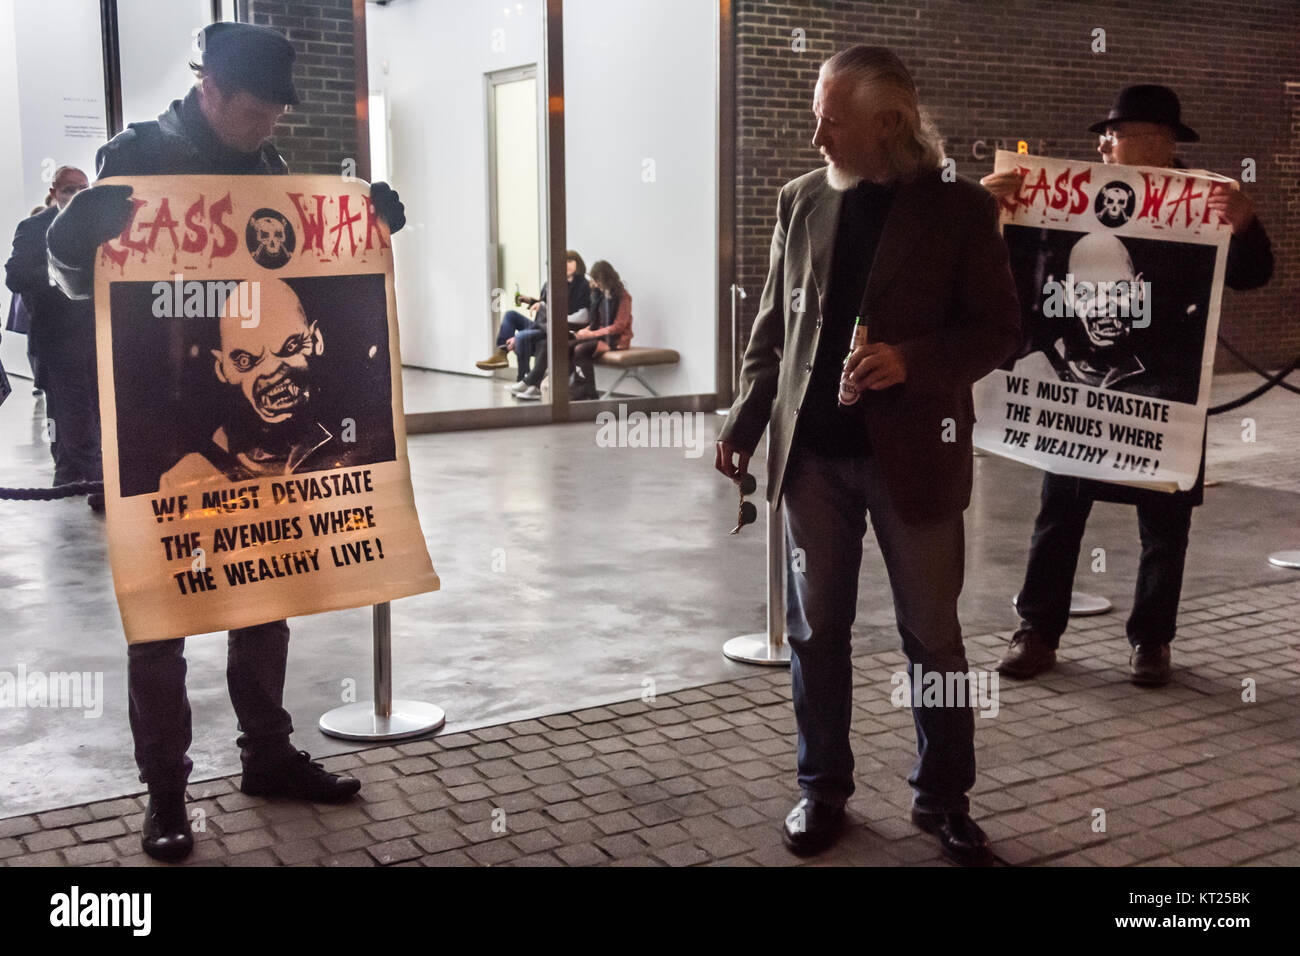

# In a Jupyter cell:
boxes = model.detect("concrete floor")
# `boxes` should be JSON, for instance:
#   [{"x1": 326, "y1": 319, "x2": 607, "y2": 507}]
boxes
[{"x1": 1, "y1": 371, "x2": 1298, "y2": 818}]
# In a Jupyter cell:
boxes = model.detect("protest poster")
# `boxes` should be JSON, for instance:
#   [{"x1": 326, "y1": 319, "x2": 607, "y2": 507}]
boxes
[
  {"x1": 93, "y1": 175, "x2": 439, "y2": 643},
  {"x1": 972, "y1": 150, "x2": 1234, "y2": 492}
]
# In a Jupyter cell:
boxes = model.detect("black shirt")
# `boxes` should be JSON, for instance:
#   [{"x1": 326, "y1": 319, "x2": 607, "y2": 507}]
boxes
[{"x1": 794, "y1": 179, "x2": 895, "y2": 457}]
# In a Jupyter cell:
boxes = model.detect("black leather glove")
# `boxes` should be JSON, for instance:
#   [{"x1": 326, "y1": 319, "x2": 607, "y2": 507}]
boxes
[
  {"x1": 47, "y1": 184, "x2": 135, "y2": 267},
  {"x1": 370, "y1": 182, "x2": 406, "y2": 234}
]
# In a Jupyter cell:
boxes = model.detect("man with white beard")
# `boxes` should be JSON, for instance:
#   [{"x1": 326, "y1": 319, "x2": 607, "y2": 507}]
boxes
[{"x1": 716, "y1": 46, "x2": 1020, "y2": 865}]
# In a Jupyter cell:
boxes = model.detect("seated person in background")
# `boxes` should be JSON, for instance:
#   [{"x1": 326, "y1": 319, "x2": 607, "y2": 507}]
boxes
[
  {"x1": 568, "y1": 259, "x2": 633, "y2": 401},
  {"x1": 508, "y1": 252, "x2": 592, "y2": 400},
  {"x1": 477, "y1": 250, "x2": 590, "y2": 389}
]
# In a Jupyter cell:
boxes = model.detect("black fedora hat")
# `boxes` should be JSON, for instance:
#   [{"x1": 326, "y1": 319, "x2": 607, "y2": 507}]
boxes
[{"x1": 1088, "y1": 84, "x2": 1199, "y2": 143}]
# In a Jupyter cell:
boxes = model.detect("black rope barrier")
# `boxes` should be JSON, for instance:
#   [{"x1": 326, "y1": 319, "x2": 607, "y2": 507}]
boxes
[
  {"x1": 1215, "y1": 335, "x2": 1300, "y2": 398},
  {"x1": 1207, "y1": 348, "x2": 1300, "y2": 416},
  {"x1": 0, "y1": 480, "x2": 103, "y2": 501}
]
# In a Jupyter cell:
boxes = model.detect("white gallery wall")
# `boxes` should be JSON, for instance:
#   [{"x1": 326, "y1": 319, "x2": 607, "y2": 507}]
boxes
[
  {"x1": 117, "y1": 0, "x2": 213, "y2": 128},
  {"x1": 563, "y1": 0, "x2": 717, "y2": 397},
  {"x1": 366, "y1": 0, "x2": 717, "y2": 396},
  {"x1": 367, "y1": 0, "x2": 546, "y2": 379},
  {"x1": 0, "y1": 0, "x2": 106, "y2": 379}
]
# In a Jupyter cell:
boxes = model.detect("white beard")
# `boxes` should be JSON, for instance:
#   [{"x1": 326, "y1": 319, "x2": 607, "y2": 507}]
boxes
[{"x1": 825, "y1": 162, "x2": 863, "y2": 192}]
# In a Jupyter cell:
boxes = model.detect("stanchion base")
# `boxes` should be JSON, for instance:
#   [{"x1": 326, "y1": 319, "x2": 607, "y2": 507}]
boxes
[
  {"x1": 1012, "y1": 591, "x2": 1112, "y2": 616},
  {"x1": 319, "y1": 700, "x2": 446, "y2": 741},
  {"x1": 723, "y1": 633, "x2": 792, "y2": 666},
  {"x1": 1068, "y1": 591, "x2": 1112, "y2": 616},
  {"x1": 1268, "y1": 550, "x2": 1300, "y2": 570}
]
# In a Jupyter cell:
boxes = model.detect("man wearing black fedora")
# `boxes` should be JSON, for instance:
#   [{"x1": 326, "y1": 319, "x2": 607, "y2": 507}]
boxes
[
  {"x1": 47, "y1": 21, "x2": 408, "y2": 863},
  {"x1": 982, "y1": 84, "x2": 1273, "y2": 688}
]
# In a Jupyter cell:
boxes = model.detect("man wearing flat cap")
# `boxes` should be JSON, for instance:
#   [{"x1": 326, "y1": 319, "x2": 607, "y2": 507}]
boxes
[
  {"x1": 46, "y1": 20, "x2": 407, "y2": 863},
  {"x1": 982, "y1": 84, "x2": 1273, "y2": 688}
]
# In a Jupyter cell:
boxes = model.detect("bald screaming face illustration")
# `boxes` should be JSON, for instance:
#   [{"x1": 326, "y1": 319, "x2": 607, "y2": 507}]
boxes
[
  {"x1": 1066, "y1": 233, "x2": 1146, "y2": 349},
  {"x1": 212, "y1": 279, "x2": 321, "y2": 424}
]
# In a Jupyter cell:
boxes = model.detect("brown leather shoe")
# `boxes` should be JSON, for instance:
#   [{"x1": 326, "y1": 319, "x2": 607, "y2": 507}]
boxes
[
  {"x1": 996, "y1": 628, "x2": 1056, "y2": 679},
  {"x1": 475, "y1": 347, "x2": 508, "y2": 370},
  {"x1": 1130, "y1": 643, "x2": 1171, "y2": 686}
]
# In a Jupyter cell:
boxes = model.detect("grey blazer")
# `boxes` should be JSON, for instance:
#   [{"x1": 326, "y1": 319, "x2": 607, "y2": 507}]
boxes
[{"x1": 720, "y1": 166, "x2": 1021, "y2": 525}]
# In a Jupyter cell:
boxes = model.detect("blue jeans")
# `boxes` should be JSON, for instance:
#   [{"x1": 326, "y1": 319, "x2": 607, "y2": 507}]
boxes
[
  {"x1": 782, "y1": 447, "x2": 976, "y2": 814},
  {"x1": 496, "y1": 310, "x2": 534, "y2": 348},
  {"x1": 127, "y1": 620, "x2": 296, "y2": 792}
]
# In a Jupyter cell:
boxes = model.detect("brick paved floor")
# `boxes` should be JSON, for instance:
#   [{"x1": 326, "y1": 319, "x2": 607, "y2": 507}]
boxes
[{"x1": 3, "y1": 577, "x2": 1298, "y2": 867}]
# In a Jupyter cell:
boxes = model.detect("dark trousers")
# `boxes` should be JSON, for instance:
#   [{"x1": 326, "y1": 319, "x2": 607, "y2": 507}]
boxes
[
  {"x1": 1015, "y1": 472, "x2": 1194, "y2": 648},
  {"x1": 782, "y1": 448, "x2": 976, "y2": 814},
  {"x1": 516, "y1": 328, "x2": 547, "y2": 385},
  {"x1": 127, "y1": 620, "x2": 296, "y2": 792},
  {"x1": 42, "y1": 354, "x2": 102, "y2": 486},
  {"x1": 571, "y1": 339, "x2": 602, "y2": 396}
]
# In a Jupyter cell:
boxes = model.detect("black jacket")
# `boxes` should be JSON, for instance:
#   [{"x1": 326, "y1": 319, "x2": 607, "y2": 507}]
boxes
[
  {"x1": 533, "y1": 273, "x2": 592, "y2": 330},
  {"x1": 5, "y1": 204, "x2": 95, "y2": 368},
  {"x1": 47, "y1": 87, "x2": 288, "y2": 299}
]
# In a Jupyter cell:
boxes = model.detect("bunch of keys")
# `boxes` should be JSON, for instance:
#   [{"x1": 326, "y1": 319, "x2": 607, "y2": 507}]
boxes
[{"x1": 729, "y1": 472, "x2": 758, "y2": 535}]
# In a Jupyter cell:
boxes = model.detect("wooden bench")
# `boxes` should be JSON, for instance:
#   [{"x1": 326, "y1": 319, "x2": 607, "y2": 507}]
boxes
[{"x1": 592, "y1": 346, "x2": 681, "y2": 397}]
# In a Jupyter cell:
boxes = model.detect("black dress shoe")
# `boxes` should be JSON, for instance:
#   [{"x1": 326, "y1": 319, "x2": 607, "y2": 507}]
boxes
[
  {"x1": 781, "y1": 797, "x2": 845, "y2": 856},
  {"x1": 1130, "y1": 643, "x2": 1171, "y2": 686},
  {"x1": 141, "y1": 790, "x2": 193, "y2": 863},
  {"x1": 240, "y1": 749, "x2": 361, "y2": 803},
  {"x1": 912, "y1": 809, "x2": 993, "y2": 866},
  {"x1": 996, "y1": 627, "x2": 1056, "y2": 679}
]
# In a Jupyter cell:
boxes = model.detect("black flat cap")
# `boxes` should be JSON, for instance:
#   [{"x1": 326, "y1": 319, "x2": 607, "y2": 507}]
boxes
[
  {"x1": 198, "y1": 22, "x2": 299, "y2": 106},
  {"x1": 1088, "y1": 84, "x2": 1199, "y2": 143}
]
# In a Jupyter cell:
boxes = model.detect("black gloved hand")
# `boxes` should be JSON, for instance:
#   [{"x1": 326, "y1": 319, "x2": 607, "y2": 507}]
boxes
[
  {"x1": 370, "y1": 182, "x2": 406, "y2": 235},
  {"x1": 47, "y1": 184, "x2": 135, "y2": 266}
]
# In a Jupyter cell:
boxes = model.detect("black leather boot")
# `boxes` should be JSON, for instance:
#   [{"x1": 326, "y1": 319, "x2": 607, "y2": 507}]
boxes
[
  {"x1": 241, "y1": 749, "x2": 361, "y2": 803},
  {"x1": 141, "y1": 789, "x2": 193, "y2": 863},
  {"x1": 912, "y1": 809, "x2": 994, "y2": 866},
  {"x1": 781, "y1": 797, "x2": 846, "y2": 856}
]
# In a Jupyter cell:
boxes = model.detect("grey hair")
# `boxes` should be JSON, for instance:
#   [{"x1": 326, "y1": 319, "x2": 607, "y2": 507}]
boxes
[{"x1": 820, "y1": 45, "x2": 946, "y2": 180}]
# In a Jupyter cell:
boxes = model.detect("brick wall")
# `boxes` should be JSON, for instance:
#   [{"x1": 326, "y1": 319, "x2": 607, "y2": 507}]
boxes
[
  {"x1": 247, "y1": 0, "x2": 360, "y2": 176},
  {"x1": 734, "y1": 0, "x2": 1299, "y2": 371}
]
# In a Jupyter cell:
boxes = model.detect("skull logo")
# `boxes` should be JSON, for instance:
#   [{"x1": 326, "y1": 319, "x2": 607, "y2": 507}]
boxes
[
  {"x1": 244, "y1": 208, "x2": 296, "y2": 268},
  {"x1": 1093, "y1": 181, "x2": 1134, "y2": 227},
  {"x1": 254, "y1": 216, "x2": 285, "y2": 256}
]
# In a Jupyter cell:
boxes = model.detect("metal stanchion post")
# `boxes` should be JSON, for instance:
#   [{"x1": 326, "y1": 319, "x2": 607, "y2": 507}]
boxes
[
  {"x1": 724, "y1": 498, "x2": 792, "y2": 666},
  {"x1": 319, "y1": 602, "x2": 446, "y2": 740}
]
